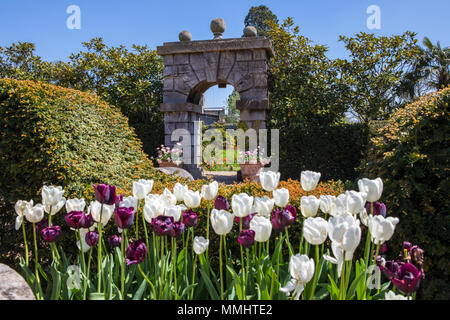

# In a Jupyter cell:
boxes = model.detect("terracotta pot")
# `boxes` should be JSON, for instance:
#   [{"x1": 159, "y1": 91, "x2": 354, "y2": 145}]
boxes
[
  {"x1": 158, "y1": 161, "x2": 183, "y2": 168},
  {"x1": 240, "y1": 163, "x2": 263, "y2": 182}
]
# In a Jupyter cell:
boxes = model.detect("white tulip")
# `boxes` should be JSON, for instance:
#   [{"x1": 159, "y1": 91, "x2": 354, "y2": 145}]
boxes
[
  {"x1": 329, "y1": 194, "x2": 347, "y2": 216},
  {"x1": 303, "y1": 217, "x2": 328, "y2": 245},
  {"x1": 344, "y1": 190, "x2": 367, "y2": 216},
  {"x1": 65, "y1": 198, "x2": 86, "y2": 213},
  {"x1": 89, "y1": 201, "x2": 114, "y2": 225},
  {"x1": 319, "y1": 195, "x2": 336, "y2": 214},
  {"x1": 14, "y1": 200, "x2": 33, "y2": 230},
  {"x1": 300, "y1": 195, "x2": 320, "y2": 218},
  {"x1": 327, "y1": 214, "x2": 361, "y2": 260},
  {"x1": 42, "y1": 185, "x2": 65, "y2": 207},
  {"x1": 359, "y1": 208, "x2": 369, "y2": 227},
  {"x1": 173, "y1": 183, "x2": 189, "y2": 202},
  {"x1": 385, "y1": 291, "x2": 410, "y2": 300},
  {"x1": 183, "y1": 190, "x2": 201, "y2": 208},
  {"x1": 77, "y1": 228, "x2": 92, "y2": 253},
  {"x1": 119, "y1": 196, "x2": 138, "y2": 211},
  {"x1": 193, "y1": 236, "x2": 209, "y2": 255},
  {"x1": 273, "y1": 188, "x2": 289, "y2": 208},
  {"x1": 164, "y1": 204, "x2": 187, "y2": 221},
  {"x1": 358, "y1": 178, "x2": 383, "y2": 202},
  {"x1": 250, "y1": 215, "x2": 272, "y2": 242},
  {"x1": 143, "y1": 196, "x2": 165, "y2": 222},
  {"x1": 280, "y1": 254, "x2": 315, "y2": 299},
  {"x1": 301, "y1": 171, "x2": 321, "y2": 192},
  {"x1": 201, "y1": 181, "x2": 218, "y2": 201},
  {"x1": 368, "y1": 215, "x2": 399, "y2": 245},
  {"x1": 252, "y1": 196, "x2": 274, "y2": 218},
  {"x1": 44, "y1": 197, "x2": 66, "y2": 215},
  {"x1": 210, "y1": 209, "x2": 233, "y2": 235},
  {"x1": 231, "y1": 193, "x2": 254, "y2": 218},
  {"x1": 132, "y1": 179, "x2": 154, "y2": 200},
  {"x1": 24, "y1": 203, "x2": 45, "y2": 223},
  {"x1": 259, "y1": 171, "x2": 280, "y2": 192},
  {"x1": 161, "y1": 188, "x2": 177, "y2": 207}
]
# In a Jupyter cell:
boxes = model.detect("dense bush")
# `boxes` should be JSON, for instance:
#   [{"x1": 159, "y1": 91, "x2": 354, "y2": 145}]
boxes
[
  {"x1": 277, "y1": 123, "x2": 368, "y2": 181},
  {"x1": 361, "y1": 87, "x2": 450, "y2": 299},
  {"x1": 0, "y1": 79, "x2": 180, "y2": 264}
]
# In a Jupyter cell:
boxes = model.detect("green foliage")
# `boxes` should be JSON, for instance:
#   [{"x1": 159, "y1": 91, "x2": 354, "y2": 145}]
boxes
[
  {"x1": 225, "y1": 90, "x2": 240, "y2": 124},
  {"x1": 244, "y1": 5, "x2": 278, "y2": 37},
  {"x1": 337, "y1": 31, "x2": 421, "y2": 122},
  {"x1": 361, "y1": 87, "x2": 450, "y2": 299},
  {"x1": 0, "y1": 39, "x2": 164, "y2": 158},
  {"x1": 0, "y1": 78, "x2": 179, "y2": 264}
]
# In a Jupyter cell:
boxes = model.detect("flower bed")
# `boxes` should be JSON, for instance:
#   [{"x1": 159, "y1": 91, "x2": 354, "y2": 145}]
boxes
[{"x1": 12, "y1": 170, "x2": 424, "y2": 300}]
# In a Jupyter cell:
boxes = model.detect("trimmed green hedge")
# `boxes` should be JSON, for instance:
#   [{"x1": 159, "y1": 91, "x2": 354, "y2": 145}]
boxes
[
  {"x1": 0, "y1": 78, "x2": 181, "y2": 263},
  {"x1": 361, "y1": 87, "x2": 450, "y2": 300}
]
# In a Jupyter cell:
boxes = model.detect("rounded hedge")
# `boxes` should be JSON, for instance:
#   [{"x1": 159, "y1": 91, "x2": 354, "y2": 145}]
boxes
[{"x1": 361, "y1": 87, "x2": 450, "y2": 299}]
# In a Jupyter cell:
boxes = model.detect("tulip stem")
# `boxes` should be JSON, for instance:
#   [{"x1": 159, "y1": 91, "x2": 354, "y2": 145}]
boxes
[
  {"x1": 138, "y1": 264, "x2": 157, "y2": 299},
  {"x1": 172, "y1": 237, "x2": 178, "y2": 299},
  {"x1": 284, "y1": 227, "x2": 294, "y2": 257},
  {"x1": 205, "y1": 201, "x2": 211, "y2": 258},
  {"x1": 239, "y1": 220, "x2": 246, "y2": 300},
  {"x1": 309, "y1": 245, "x2": 320, "y2": 300},
  {"x1": 159, "y1": 236, "x2": 164, "y2": 299},
  {"x1": 120, "y1": 229, "x2": 126, "y2": 300},
  {"x1": 77, "y1": 230, "x2": 87, "y2": 297},
  {"x1": 135, "y1": 200, "x2": 140, "y2": 239},
  {"x1": 85, "y1": 249, "x2": 92, "y2": 299},
  {"x1": 191, "y1": 254, "x2": 197, "y2": 299},
  {"x1": 32, "y1": 223, "x2": 43, "y2": 300},
  {"x1": 21, "y1": 214, "x2": 29, "y2": 266},
  {"x1": 339, "y1": 258, "x2": 346, "y2": 300},
  {"x1": 97, "y1": 204, "x2": 104, "y2": 294},
  {"x1": 298, "y1": 225, "x2": 304, "y2": 255},
  {"x1": 219, "y1": 235, "x2": 224, "y2": 300}
]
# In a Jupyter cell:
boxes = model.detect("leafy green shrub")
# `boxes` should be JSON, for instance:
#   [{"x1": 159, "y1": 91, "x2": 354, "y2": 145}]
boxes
[
  {"x1": 361, "y1": 87, "x2": 450, "y2": 299},
  {"x1": 0, "y1": 78, "x2": 181, "y2": 264}
]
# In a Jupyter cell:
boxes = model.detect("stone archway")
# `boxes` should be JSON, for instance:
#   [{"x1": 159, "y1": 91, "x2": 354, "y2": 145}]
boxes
[{"x1": 156, "y1": 20, "x2": 273, "y2": 178}]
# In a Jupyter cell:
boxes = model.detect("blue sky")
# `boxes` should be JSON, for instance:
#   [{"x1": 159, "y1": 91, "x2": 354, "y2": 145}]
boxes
[{"x1": 1, "y1": 0, "x2": 449, "y2": 109}]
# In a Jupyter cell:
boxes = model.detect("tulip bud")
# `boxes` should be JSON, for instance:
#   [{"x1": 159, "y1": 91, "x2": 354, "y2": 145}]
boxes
[
  {"x1": 259, "y1": 171, "x2": 280, "y2": 192},
  {"x1": 273, "y1": 188, "x2": 289, "y2": 208},
  {"x1": 210, "y1": 209, "x2": 233, "y2": 235},
  {"x1": 132, "y1": 179, "x2": 154, "y2": 200},
  {"x1": 173, "y1": 183, "x2": 189, "y2": 202},
  {"x1": 232, "y1": 193, "x2": 254, "y2": 218},
  {"x1": 41, "y1": 226, "x2": 62, "y2": 242},
  {"x1": 65, "y1": 211, "x2": 86, "y2": 229},
  {"x1": 114, "y1": 206, "x2": 135, "y2": 229},
  {"x1": 126, "y1": 240, "x2": 148, "y2": 266},
  {"x1": 365, "y1": 201, "x2": 387, "y2": 218},
  {"x1": 271, "y1": 206, "x2": 297, "y2": 233},
  {"x1": 238, "y1": 229, "x2": 255, "y2": 248},
  {"x1": 93, "y1": 184, "x2": 118, "y2": 205},
  {"x1": 85, "y1": 231, "x2": 99, "y2": 247},
  {"x1": 214, "y1": 195, "x2": 230, "y2": 211},
  {"x1": 182, "y1": 209, "x2": 199, "y2": 227},
  {"x1": 250, "y1": 215, "x2": 272, "y2": 242},
  {"x1": 358, "y1": 178, "x2": 383, "y2": 203},
  {"x1": 368, "y1": 215, "x2": 399, "y2": 245},
  {"x1": 300, "y1": 195, "x2": 320, "y2": 218},
  {"x1": 35, "y1": 219, "x2": 49, "y2": 233},
  {"x1": 143, "y1": 195, "x2": 165, "y2": 223},
  {"x1": 201, "y1": 181, "x2": 219, "y2": 201},
  {"x1": 108, "y1": 235, "x2": 122, "y2": 248},
  {"x1": 193, "y1": 236, "x2": 209, "y2": 255},
  {"x1": 390, "y1": 263, "x2": 422, "y2": 294},
  {"x1": 183, "y1": 190, "x2": 201, "y2": 209},
  {"x1": 81, "y1": 213, "x2": 95, "y2": 229},
  {"x1": 300, "y1": 171, "x2": 321, "y2": 192},
  {"x1": 151, "y1": 215, "x2": 174, "y2": 236},
  {"x1": 303, "y1": 217, "x2": 328, "y2": 245},
  {"x1": 344, "y1": 191, "x2": 367, "y2": 216}
]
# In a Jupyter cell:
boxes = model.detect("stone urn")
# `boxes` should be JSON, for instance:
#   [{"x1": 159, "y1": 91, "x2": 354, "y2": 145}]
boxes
[
  {"x1": 158, "y1": 160, "x2": 183, "y2": 168},
  {"x1": 240, "y1": 163, "x2": 264, "y2": 182}
]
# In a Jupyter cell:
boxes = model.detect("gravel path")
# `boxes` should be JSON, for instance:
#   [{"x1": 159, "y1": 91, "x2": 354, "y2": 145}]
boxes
[{"x1": 202, "y1": 171, "x2": 237, "y2": 185}]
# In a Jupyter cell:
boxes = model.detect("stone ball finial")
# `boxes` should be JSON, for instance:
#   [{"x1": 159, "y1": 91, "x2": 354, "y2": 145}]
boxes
[
  {"x1": 179, "y1": 30, "x2": 192, "y2": 42},
  {"x1": 243, "y1": 26, "x2": 258, "y2": 37},
  {"x1": 210, "y1": 18, "x2": 226, "y2": 39}
]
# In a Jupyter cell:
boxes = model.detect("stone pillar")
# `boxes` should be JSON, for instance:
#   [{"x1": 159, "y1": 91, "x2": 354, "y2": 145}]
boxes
[
  {"x1": 236, "y1": 99, "x2": 270, "y2": 130},
  {"x1": 161, "y1": 102, "x2": 202, "y2": 179}
]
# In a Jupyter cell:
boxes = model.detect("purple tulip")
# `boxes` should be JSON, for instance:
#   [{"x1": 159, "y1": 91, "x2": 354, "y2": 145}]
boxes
[
  {"x1": 403, "y1": 241, "x2": 412, "y2": 250},
  {"x1": 151, "y1": 215, "x2": 174, "y2": 236},
  {"x1": 390, "y1": 263, "x2": 422, "y2": 294},
  {"x1": 114, "y1": 206, "x2": 135, "y2": 229},
  {"x1": 41, "y1": 226, "x2": 62, "y2": 242},
  {"x1": 182, "y1": 209, "x2": 199, "y2": 228},
  {"x1": 214, "y1": 195, "x2": 230, "y2": 211},
  {"x1": 381, "y1": 260, "x2": 401, "y2": 279},
  {"x1": 365, "y1": 201, "x2": 386, "y2": 218},
  {"x1": 410, "y1": 245, "x2": 425, "y2": 268},
  {"x1": 93, "y1": 184, "x2": 118, "y2": 205},
  {"x1": 85, "y1": 231, "x2": 99, "y2": 247},
  {"x1": 238, "y1": 229, "x2": 255, "y2": 248},
  {"x1": 114, "y1": 193, "x2": 124, "y2": 207},
  {"x1": 170, "y1": 221, "x2": 185, "y2": 238},
  {"x1": 65, "y1": 211, "x2": 86, "y2": 229},
  {"x1": 108, "y1": 235, "x2": 122, "y2": 248},
  {"x1": 82, "y1": 213, "x2": 95, "y2": 229},
  {"x1": 235, "y1": 213, "x2": 256, "y2": 230},
  {"x1": 271, "y1": 206, "x2": 297, "y2": 232},
  {"x1": 126, "y1": 240, "x2": 147, "y2": 266}
]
